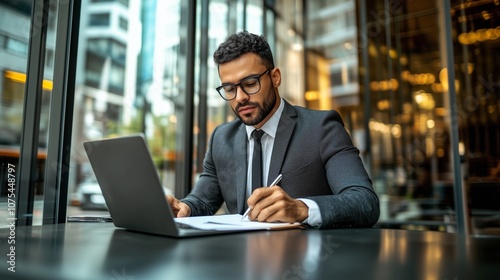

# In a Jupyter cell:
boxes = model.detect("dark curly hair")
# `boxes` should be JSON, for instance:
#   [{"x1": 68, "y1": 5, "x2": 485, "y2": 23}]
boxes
[{"x1": 213, "y1": 30, "x2": 275, "y2": 69}]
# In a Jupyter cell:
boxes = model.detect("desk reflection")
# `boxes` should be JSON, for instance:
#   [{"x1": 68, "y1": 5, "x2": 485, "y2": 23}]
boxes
[
  {"x1": 101, "y1": 229, "x2": 180, "y2": 279},
  {"x1": 2, "y1": 223, "x2": 500, "y2": 280},
  {"x1": 245, "y1": 229, "x2": 306, "y2": 280},
  {"x1": 102, "y1": 228, "x2": 334, "y2": 280},
  {"x1": 374, "y1": 230, "x2": 459, "y2": 280},
  {"x1": 244, "y1": 229, "x2": 344, "y2": 280}
]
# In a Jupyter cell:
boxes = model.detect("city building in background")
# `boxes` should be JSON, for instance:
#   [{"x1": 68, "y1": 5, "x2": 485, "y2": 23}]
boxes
[
  {"x1": 1, "y1": 0, "x2": 499, "y2": 235},
  {"x1": 70, "y1": 0, "x2": 141, "y2": 193}
]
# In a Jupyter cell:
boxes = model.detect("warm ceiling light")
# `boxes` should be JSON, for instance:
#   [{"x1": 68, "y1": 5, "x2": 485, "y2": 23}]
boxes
[
  {"x1": 434, "y1": 107, "x2": 447, "y2": 117},
  {"x1": 304, "y1": 91, "x2": 319, "y2": 101},
  {"x1": 482, "y1": 11, "x2": 491, "y2": 20}
]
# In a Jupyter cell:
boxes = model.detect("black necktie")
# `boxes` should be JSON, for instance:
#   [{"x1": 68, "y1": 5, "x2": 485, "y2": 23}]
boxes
[{"x1": 251, "y1": 129, "x2": 265, "y2": 191}]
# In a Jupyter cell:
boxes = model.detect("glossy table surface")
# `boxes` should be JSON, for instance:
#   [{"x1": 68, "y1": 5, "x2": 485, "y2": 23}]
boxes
[{"x1": 1, "y1": 222, "x2": 499, "y2": 280}]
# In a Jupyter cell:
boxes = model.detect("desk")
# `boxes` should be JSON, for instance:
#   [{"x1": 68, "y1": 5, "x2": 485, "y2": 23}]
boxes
[{"x1": 1, "y1": 223, "x2": 499, "y2": 280}]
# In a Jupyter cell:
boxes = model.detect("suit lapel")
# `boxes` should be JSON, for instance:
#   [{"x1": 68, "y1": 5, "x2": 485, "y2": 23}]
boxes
[
  {"x1": 268, "y1": 101, "x2": 297, "y2": 185},
  {"x1": 234, "y1": 124, "x2": 248, "y2": 214}
]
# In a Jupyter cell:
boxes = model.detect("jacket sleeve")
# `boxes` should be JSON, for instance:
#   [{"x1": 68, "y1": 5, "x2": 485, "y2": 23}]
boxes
[
  {"x1": 309, "y1": 110, "x2": 379, "y2": 228},
  {"x1": 181, "y1": 127, "x2": 224, "y2": 216}
]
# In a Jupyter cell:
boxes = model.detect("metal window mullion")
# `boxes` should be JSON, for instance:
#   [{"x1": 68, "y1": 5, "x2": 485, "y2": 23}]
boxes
[
  {"x1": 242, "y1": 0, "x2": 247, "y2": 30},
  {"x1": 16, "y1": 0, "x2": 50, "y2": 227},
  {"x1": 42, "y1": 0, "x2": 81, "y2": 225},
  {"x1": 358, "y1": 0, "x2": 372, "y2": 172},
  {"x1": 440, "y1": 0, "x2": 468, "y2": 235},
  {"x1": 175, "y1": 0, "x2": 197, "y2": 198},
  {"x1": 196, "y1": 0, "x2": 209, "y2": 173}
]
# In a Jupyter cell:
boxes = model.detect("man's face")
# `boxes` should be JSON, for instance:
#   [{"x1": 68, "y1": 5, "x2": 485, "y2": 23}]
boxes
[{"x1": 218, "y1": 53, "x2": 281, "y2": 128}]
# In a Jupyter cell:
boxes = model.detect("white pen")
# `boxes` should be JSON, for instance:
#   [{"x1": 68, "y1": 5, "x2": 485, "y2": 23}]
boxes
[{"x1": 241, "y1": 174, "x2": 283, "y2": 221}]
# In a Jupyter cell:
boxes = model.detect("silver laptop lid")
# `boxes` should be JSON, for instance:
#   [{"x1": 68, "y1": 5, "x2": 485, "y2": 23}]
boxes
[{"x1": 83, "y1": 134, "x2": 179, "y2": 236}]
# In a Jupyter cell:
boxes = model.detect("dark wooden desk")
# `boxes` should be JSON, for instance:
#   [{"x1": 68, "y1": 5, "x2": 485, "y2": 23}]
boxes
[{"x1": 1, "y1": 223, "x2": 499, "y2": 280}]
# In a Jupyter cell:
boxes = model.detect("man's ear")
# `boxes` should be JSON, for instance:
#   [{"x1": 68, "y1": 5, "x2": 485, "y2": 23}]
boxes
[{"x1": 271, "y1": 68, "x2": 282, "y2": 87}]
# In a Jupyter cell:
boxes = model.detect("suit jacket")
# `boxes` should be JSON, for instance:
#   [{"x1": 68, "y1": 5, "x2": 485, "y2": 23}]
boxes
[{"x1": 182, "y1": 100, "x2": 379, "y2": 228}]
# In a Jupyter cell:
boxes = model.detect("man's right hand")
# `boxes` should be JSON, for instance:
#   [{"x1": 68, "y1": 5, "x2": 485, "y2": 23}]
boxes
[{"x1": 166, "y1": 195, "x2": 191, "y2": 217}]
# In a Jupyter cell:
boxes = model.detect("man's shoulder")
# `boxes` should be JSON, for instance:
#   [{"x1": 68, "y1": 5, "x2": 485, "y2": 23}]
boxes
[
  {"x1": 289, "y1": 104, "x2": 342, "y2": 122},
  {"x1": 212, "y1": 118, "x2": 244, "y2": 136}
]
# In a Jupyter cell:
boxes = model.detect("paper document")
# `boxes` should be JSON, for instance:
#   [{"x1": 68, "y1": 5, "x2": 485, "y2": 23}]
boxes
[{"x1": 174, "y1": 214, "x2": 302, "y2": 231}]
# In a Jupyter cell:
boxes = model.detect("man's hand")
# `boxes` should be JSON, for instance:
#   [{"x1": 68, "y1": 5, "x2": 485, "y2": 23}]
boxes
[
  {"x1": 166, "y1": 195, "x2": 191, "y2": 217},
  {"x1": 247, "y1": 186, "x2": 308, "y2": 223}
]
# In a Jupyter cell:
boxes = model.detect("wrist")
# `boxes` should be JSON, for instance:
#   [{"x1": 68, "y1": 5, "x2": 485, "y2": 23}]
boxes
[
  {"x1": 296, "y1": 200, "x2": 309, "y2": 222},
  {"x1": 181, "y1": 202, "x2": 192, "y2": 217}
]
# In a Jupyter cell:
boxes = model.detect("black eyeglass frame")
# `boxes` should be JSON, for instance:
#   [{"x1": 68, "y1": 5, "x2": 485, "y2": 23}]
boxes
[{"x1": 216, "y1": 69, "x2": 271, "y2": 101}]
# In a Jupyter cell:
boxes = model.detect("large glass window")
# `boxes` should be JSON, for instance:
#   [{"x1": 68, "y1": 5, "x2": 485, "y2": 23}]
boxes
[
  {"x1": 0, "y1": 1, "x2": 56, "y2": 227},
  {"x1": 206, "y1": 0, "x2": 230, "y2": 134},
  {"x1": 343, "y1": 0, "x2": 500, "y2": 235},
  {"x1": 274, "y1": 0, "x2": 304, "y2": 105},
  {"x1": 358, "y1": 1, "x2": 458, "y2": 232},
  {"x1": 68, "y1": 0, "x2": 187, "y2": 216},
  {"x1": 450, "y1": 0, "x2": 500, "y2": 235}
]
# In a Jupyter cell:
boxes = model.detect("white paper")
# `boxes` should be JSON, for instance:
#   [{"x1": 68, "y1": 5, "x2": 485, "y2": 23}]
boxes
[{"x1": 174, "y1": 214, "x2": 301, "y2": 231}]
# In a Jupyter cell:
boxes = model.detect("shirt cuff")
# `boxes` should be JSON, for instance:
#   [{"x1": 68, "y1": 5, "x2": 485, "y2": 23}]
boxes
[{"x1": 297, "y1": 198, "x2": 322, "y2": 228}]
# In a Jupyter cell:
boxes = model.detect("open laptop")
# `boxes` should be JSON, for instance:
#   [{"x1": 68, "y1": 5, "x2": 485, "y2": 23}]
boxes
[{"x1": 83, "y1": 134, "x2": 256, "y2": 238}]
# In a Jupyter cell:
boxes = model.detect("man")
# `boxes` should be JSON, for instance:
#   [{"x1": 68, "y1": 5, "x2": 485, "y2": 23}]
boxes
[{"x1": 167, "y1": 31, "x2": 379, "y2": 229}]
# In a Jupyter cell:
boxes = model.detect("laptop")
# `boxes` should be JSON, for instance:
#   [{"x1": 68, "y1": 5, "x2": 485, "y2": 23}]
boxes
[{"x1": 83, "y1": 134, "x2": 257, "y2": 238}]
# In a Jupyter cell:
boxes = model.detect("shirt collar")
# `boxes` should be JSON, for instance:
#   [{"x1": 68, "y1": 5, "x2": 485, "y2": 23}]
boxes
[{"x1": 246, "y1": 97, "x2": 284, "y2": 140}]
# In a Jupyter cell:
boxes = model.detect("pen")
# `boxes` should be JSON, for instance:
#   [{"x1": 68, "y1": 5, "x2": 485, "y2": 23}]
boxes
[{"x1": 241, "y1": 174, "x2": 283, "y2": 221}]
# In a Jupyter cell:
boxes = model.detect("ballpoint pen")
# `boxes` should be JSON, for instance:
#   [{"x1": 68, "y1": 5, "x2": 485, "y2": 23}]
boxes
[{"x1": 241, "y1": 174, "x2": 283, "y2": 221}]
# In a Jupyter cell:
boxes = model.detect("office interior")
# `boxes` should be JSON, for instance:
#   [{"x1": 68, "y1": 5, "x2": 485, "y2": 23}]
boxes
[{"x1": 0, "y1": 0, "x2": 499, "y2": 236}]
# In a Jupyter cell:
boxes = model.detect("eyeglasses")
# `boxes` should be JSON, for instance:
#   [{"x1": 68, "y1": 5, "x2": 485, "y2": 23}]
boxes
[{"x1": 216, "y1": 69, "x2": 271, "y2": 101}]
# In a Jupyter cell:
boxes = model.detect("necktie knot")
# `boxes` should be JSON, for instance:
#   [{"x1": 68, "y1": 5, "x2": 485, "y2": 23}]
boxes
[{"x1": 251, "y1": 129, "x2": 265, "y2": 141}]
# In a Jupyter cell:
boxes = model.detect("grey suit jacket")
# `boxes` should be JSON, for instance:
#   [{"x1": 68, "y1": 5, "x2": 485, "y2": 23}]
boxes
[{"x1": 182, "y1": 100, "x2": 379, "y2": 228}]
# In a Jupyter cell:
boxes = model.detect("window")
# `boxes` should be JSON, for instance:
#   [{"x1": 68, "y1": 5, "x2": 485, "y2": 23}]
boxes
[
  {"x1": 109, "y1": 40, "x2": 126, "y2": 64},
  {"x1": 70, "y1": 0, "x2": 185, "y2": 218},
  {"x1": 87, "y1": 38, "x2": 108, "y2": 54},
  {"x1": 87, "y1": 38, "x2": 126, "y2": 64},
  {"x1": 119, "y1": 16, "x2": 128, "y2": 31},
  {"x1": 89, "y1": 13, "x2": 110, "y2": 27},
  {"x1": 108, "y1": 63, "x2": 125, "y2": 94},
  {"x1": 6, "y1": 37, "x2": 28, "y2": 55}
]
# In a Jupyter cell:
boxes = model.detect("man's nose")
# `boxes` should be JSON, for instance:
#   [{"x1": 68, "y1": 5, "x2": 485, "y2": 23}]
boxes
[{"x1": 234, "y1": 86, "x2": 249, "y2": 103}]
